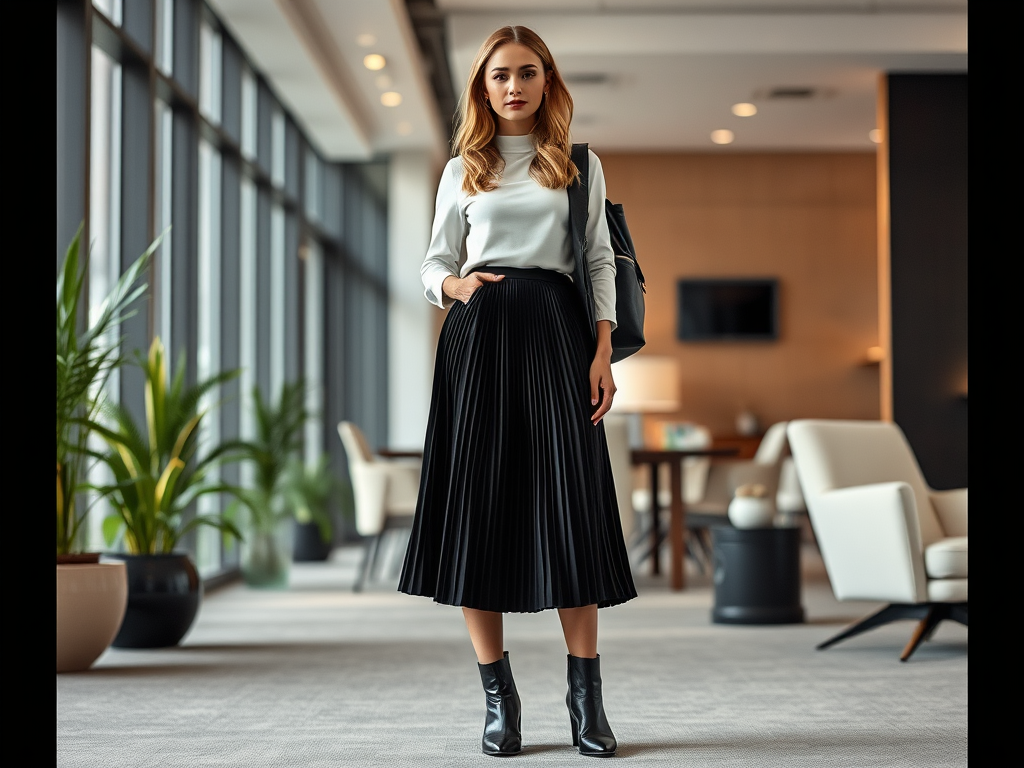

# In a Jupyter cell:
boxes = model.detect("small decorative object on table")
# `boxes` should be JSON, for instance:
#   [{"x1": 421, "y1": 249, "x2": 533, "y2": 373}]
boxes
[
  {"x1": 728, "y1": 483, "x2": 775, "y2": 529},
  {"x1": 735, "y1": 409, "x2": 760, "y2": 437}
]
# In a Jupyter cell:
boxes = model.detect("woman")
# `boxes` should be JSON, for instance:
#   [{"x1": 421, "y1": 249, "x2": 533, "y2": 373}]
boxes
[{"x1": 398, "y1": 25, "x2": 637, "y2": 758}]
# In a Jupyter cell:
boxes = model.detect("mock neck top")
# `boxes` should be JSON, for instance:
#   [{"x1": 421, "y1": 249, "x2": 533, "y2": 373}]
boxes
[{"x1": 420, "y1": 135, "x2": 617, "y2": 328}]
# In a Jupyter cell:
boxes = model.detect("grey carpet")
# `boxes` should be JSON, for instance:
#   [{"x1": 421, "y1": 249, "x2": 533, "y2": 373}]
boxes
[{"x1": 57, "y1": 542, "x2": 967, "y2": 767}]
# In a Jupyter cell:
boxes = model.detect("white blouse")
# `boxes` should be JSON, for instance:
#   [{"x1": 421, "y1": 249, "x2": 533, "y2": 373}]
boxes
[{"x1": 420, "y1": 133, "x2": 617, "y2": 328}]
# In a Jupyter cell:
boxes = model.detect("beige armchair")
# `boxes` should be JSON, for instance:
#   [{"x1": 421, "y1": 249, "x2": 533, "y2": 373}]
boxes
[
  {"x1": 787, "y1": 419, "x2": 967, "y2": 661},
  {"x1": 337, "y1": 421, "x2": 420, "y2": 592}
]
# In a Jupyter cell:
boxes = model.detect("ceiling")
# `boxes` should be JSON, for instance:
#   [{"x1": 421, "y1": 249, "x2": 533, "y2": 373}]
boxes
[{"x1": 209, "y1": 0, "x2": 967, "y2": 161}]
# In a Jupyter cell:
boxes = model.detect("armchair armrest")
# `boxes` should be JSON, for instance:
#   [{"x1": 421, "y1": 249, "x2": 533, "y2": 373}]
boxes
[
  {"x1": 811, "y1": 481, "x2": 928, "y2": 604},
  {"x1": 929, "y1": 488, "x2": 967, "y2": 537}
]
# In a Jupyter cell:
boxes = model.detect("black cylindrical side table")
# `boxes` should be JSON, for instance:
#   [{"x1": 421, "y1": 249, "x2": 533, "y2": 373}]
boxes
[{"x1": 712, "y1": 526, "x2": 805, "y2": 625}]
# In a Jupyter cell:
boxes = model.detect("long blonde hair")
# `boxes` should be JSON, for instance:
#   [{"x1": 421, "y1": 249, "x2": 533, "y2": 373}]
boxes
[{"x1": 452, "y1": 26, "x2": 577, "y2": 195}]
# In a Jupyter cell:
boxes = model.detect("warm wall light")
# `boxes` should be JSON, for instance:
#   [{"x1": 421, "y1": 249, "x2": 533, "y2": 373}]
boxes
[
  {"x1": 866, "y1": 346, "x2": 885, "y2": 362},
  {"x1": 356, "y1": 33, "x2": 377, "y2": 47},
  {"x1": 363, "y1": 54, "x2": 386, "y2": 71},
  {"x1": 711, "y1": 129, "x2": 734, "y2": 145},
  {"x1": 732, "y1": 102, "x2": 757, "y2": 117},
  {"x1": 381, "y1": 91, "x2": 402, "y2": 107},
  {"x1": 869, "y1": 128, "x2": 882, "y2": 144}
]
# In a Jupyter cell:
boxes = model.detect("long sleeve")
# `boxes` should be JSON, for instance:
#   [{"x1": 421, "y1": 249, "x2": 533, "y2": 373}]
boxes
[
  {"x1": 586, "y1": 150, "x2": 617, "y2": 330},
  {"x1": 420, "y1": 159, "x2": 466, "y2": 309}
]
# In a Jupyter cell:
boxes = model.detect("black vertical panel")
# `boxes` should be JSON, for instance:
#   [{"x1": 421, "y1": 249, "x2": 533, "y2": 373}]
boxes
[
  {"x1": 285, "y1": 212, "x2": 301, "y2": 383},
  {"x1": 887, "y1": 73, "x2": 968, "y2": 490},
  {"x1": 285, "y1": 118, "x2": 301, "y2": 199},
  {"x1": 119, "y1": 62, "x2": 154, "y2": 425},
  {"x1": 173, "y1": 0, "x2": 198, "y2": 99},
  {"x1": 122, "y1": 0, "x2": 153, "y2": 54},
  {"x1": 171, "y1": 109, "x2": 198, "y2": 384},
  {"x1": 323, "y1": 244, "x2": 352, "y2": 538},
  {"x1": 256, "y1": 187, "x2": 272, "y2": 397},
  {"x1": 57, "y1": 0, "x2": 89, "y2": 262},
  {"x1": 256, "y1": 80, "x2": 274, "y2": 176},
  {"x1": 220, "y1": 156, "x2": 242, "y2": 568},
  {"x1": 220, "y1": 157, "x2": 242, "y2": 448},
  {"x1": 221, "y1": 37, "x2": 242, "y2": 145},
  {"x1": 323, "y1": 163, "x2": 342, "y2": 240}
]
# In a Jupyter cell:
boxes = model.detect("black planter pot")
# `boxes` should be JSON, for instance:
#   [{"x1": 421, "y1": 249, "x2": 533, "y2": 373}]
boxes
[
  {"x1": 104, "y1": 553, "x2": 202, "y2": 648},
  {"x1": 293, "y1": 522, "x2": 333, "y2": 562}
]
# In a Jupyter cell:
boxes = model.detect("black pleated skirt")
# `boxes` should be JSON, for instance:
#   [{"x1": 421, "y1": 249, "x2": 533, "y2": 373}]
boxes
[{"x1": 398, "y1": 266, "x2": 637, "y2": 613}]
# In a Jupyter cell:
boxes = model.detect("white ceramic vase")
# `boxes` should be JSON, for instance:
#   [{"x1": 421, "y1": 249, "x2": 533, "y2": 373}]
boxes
[{"x1": 728, "y1": 496, "x2": 775, "y2": 529}]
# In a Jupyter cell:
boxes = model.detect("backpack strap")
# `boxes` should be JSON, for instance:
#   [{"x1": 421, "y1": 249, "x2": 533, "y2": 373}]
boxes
[{"x1": 568, "y1": 143, "x2": 596, "y2": 338}]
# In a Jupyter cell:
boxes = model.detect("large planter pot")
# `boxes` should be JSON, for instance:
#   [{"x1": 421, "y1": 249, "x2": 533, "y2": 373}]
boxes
[
  {"x1": 293, "y1": 521, "x2": 332, "y2": 562},
  {"x1": 57, "y1": 561, "x2": 128, "y2": 672},
  {"x1": 103, "y1": 553, "x2": 202, "y2": 648},
  {"x1": 242, "y1": 519, "x2": 294, "y2": 588}
]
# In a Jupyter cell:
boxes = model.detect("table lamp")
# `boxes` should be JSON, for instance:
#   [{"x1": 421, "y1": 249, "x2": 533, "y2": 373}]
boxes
[{"x1": 609, "y1": 355, "x2": 681, "y2": 448}]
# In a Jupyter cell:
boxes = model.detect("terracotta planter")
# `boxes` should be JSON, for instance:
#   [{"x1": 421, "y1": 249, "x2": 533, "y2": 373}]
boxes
[
  {"x1": 56, "y1": 561, "x2": 128, "y2": 672},
  {"x1": 104, "y1": 553, "x2": 202, "y2": 648}
]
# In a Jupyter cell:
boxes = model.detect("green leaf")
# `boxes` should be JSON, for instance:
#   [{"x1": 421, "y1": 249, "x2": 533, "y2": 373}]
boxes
[{"x1": 102, "y1": 514, "x2": 123, "y2": 547}]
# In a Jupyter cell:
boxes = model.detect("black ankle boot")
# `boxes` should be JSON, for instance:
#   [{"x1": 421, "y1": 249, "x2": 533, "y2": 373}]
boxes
[
  {"x1": 478, "y1": 651, "x2": 522, "y2": 756},
  {"x1": 566, "y1": 654, "x2": 617, "y2": 757}
]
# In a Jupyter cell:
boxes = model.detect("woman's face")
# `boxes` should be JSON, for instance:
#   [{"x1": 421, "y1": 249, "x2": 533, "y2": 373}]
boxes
[{"x1": 482, "y1": 43, "x2": 549, "y2": 135}]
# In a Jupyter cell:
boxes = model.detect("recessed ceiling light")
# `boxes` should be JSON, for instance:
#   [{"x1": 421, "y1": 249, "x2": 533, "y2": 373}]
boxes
[
  {"x1": 381, "y1": 91, "x2": 402, "y2": 107},
  {"x1": 396, "y1": 121, "x2": 413, "y2": 136},
  {"x1": 731, "y1": 103, "x2": 757, "y2": 117},
  {"x1": 869, "y1": 129, "x2": 882, "y2": 144},
  {"x1": 363, "y1": 54, "x2": 386, "y2": 71},
  {"x1": 375, "y1": 74, "x2": 392, "y2": 89},
  {"x1": 356, "y1": 33, "x2": 376, "y2": 47},
  {"x1": 711, "y1": 129, "x2": 734, "y2": 145}
]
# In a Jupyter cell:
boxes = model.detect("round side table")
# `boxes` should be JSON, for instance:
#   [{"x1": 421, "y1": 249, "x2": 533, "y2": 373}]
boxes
[{"x1": 711, "y1": 525, "x2": 805, "y2": 625}]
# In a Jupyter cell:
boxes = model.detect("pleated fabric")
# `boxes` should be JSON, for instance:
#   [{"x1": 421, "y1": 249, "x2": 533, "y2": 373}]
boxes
[{"x1": 398, "y1": 267, "x2": 638, "y2": 613}]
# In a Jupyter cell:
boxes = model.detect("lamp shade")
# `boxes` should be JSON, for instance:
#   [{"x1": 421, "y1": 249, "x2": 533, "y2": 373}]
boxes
[{"x1": 610, "y1": 355, "x2": 680, "y2": 413}]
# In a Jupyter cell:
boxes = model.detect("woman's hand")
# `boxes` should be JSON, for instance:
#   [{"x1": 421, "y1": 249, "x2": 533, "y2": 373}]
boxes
[
  {"x1": 442, "y1": 272, "x2": 504, "y2": 304},
  {"x1": 590, "y1": 320, "x2": 616, "y2": 425}
]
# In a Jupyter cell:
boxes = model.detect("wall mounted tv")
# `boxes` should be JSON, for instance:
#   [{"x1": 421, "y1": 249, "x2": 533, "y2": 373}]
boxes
[{"x1": 677, "y1": 278, "x2": 779, "y2": 341}]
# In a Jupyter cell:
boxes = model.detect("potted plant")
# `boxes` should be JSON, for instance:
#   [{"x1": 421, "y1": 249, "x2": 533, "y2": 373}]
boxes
[
  {"x1": 92, "y1": 337, "x2": 242, "y2": 648},
  {"x1": 286, "y1": 455, "x2": 351, "y2": 562},
  {"x1": 56, "y1": 225, "x2": 157, "y2": 672},
  {"x1": 228, "y1": 380, "x2": 308, "y2": 587}
]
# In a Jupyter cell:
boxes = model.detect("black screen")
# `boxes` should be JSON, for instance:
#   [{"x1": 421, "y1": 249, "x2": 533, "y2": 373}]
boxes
[{"x1": 677, "y1": 279, "x2": 778, "y2": 341}]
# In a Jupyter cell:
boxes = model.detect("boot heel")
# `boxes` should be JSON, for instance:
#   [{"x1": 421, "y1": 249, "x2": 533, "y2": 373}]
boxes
[{"x1": 570, "y1": 715, "x2": 579, "y2": 746}]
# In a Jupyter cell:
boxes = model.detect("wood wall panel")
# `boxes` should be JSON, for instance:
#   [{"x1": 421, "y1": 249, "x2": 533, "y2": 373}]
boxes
[{"x1": 598, "y1": 151, "x2": 880, "y2": 437}]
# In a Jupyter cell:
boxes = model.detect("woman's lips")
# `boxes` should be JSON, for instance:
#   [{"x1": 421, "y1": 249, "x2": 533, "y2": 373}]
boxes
[{"x1": 506, "y1": 100, "x2": 526, "y2": 108}]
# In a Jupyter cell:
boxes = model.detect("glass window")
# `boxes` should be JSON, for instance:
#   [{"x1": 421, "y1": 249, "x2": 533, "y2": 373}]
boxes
[
  {"x1": 197, "y1": 140, "x2": 223, "y2": 576},
  {"x1": 304, "y1": 240, "x2": 324, "y2": 463},
  {"x1": 272, "y1": 109, "x2": 286, "y2": 188},
  {"x1": 155, "y1": 0, "x2": 174, "y2": 75},
  {"x1": 87, "y1": 46, "x2": 123, "y2": 552},
  {"x1": 239, "y1": 176, "x2": 258, "y2": 450},
  {"x1": 154, "y1": 100, "x2": 173, "y2": 353},
  {"x1": 241, "y1": 66, "x2": 257, "y2": 160},
  {"x1": 93, "y1": 0, "x2": 122, "y2": 26},
  {"x1": 270, "y1": 204, "x2": 286, "y2": 399},
  {"x1": 199, "y1": 21, "x2": 222, "y2": 125}
]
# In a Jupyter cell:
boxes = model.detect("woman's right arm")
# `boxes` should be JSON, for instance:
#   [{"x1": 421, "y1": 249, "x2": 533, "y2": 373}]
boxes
[
  {"x1": 421, "y1": 161, "x2": 466, "y2": 309},
  {"x1": 421, "y1": 160, "x2": 503, "y2": 306}
]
